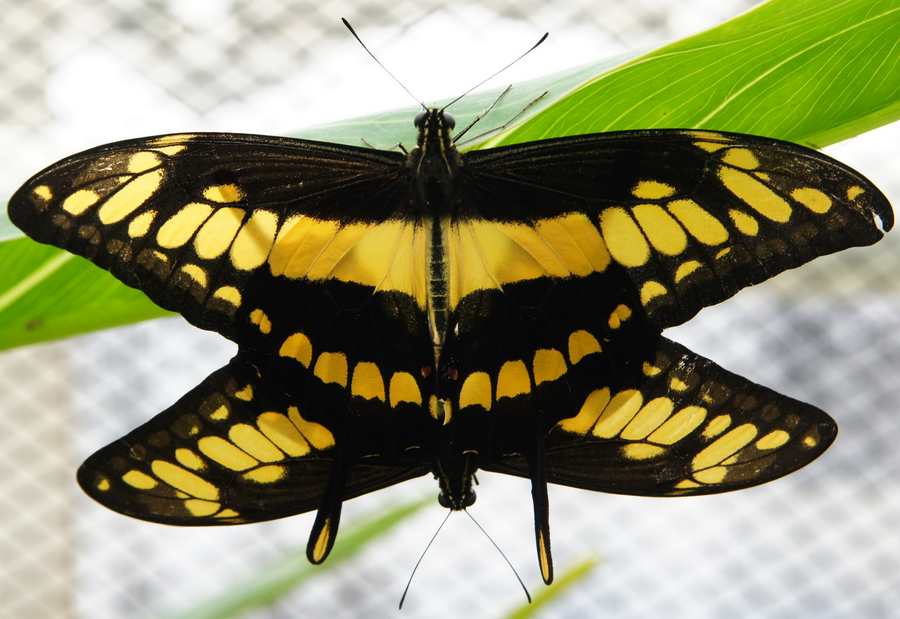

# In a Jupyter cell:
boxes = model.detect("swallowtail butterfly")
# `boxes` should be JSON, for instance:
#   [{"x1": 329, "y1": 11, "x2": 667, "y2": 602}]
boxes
[{"x1": 8, "y1": 51, "x2": 892, "y2": 585}]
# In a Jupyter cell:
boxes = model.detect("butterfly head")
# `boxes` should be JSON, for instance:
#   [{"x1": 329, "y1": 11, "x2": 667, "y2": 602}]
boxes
[
  {"x1": 413, "y1": 108, "x2": 456, "y2": 153},
  {"x1": 410, "y1": 108, "x2": 460, "y2": 210}
]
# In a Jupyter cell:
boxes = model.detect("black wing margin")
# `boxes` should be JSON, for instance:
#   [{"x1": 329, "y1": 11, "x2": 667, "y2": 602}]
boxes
[
  {"x1": 461, "y1": 129, "x2": 893, "y2": 328},
  {"x1": 482, "y1": 336, "x2": 837, "y2": 497}
]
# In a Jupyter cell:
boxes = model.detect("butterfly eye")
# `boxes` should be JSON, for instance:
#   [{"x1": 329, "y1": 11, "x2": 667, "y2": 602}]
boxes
[
  {"x1": 414, "y1": 112, "x2": 427, "y2": 128},
  {"x1": 443, "y1": 113, "x2": 456, "y2": 129}
]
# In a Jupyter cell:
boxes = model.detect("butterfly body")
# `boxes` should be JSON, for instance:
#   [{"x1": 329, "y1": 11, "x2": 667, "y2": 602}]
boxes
[{"x1": 8, "y1": 102, "x2": 892, "y2": 583}]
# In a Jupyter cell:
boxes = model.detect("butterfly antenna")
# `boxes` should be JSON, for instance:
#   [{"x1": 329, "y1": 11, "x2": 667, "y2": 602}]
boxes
[
  {"x1": 342, "y1": 18, "x2": 427, "y2": 111},
  {"x1": 441, "y1": 32, "x2": 548, "y2": 113},
  {"x1": 464, "y1": 509, "x2": 532, "y2": 604},
  {"x1": 399, "y1": 509, "x2": 453, "y2": 610}
]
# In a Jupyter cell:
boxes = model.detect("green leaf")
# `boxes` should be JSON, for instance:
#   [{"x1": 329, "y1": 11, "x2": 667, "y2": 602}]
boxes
[
  {"x1": 487, "y1": 0, "x2": 900, "y2": 148},
  {"x1": 160, "y1": 497, "x2": 430, "y2": 619},
  {"x1": 503, "y1": 557, "x2": 599, "y2": 619},
  {"x1": 1, "y1": 0, "x2": 897, "y2": 350}
]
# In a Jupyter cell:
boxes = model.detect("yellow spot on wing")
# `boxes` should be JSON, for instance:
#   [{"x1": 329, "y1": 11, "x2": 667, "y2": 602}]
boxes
[
  {"x1": 459, "y1": 372, "x2": 492, "y2": 410},
  {"x1": 62, "y1": 189, "x2": 100, "y2": 215},
  {"x1": 98, "y1": 169, "x2": 165, "y2": 224},
  {"x1": 640, "y1": 281, "x2": 668, "y2": 305},
  {"x1": 179, "y1": 264, "x2": 207, "y2": 287},
  {"x1": 667, "y1": 199, "x2": 728, "y2": 245},
  {"x1": 279, "y1": 332, "x2": 313, "y2": 367},
  {"x1": 600, "y1": 207, "x2": 650, "y2": 267},
  {"x1": 675, "y1": 479, "x2": 701, "y2": 489},
  {"x1": 313, "y1": 352, "x2": 348, "y2": 387},
  {"x1": 694, "y1": 141, "x2": 728, "y2": 153},
  {"x1": 632, "y1": 203, "x2": 688, "y2": 255},
  {"x1": 537, "y1": 529, "x2": 552, "y2": 583},
  {"x1": 622, "y1": 443, "x2": 666, "y2": 460},
  {"x1": 122, "y1": 470, "x2": 157, "y2": 489},
  {"x1": 153, "y1": 144, "x2": 186, "y2": 156},
  {"x1": 621, "y1": 397, "x2": 674, "y2": 440},
  {"x1": 846, "y1": 185, "x2": 865, "y2": 200},
  {"x1": 728, "y1": 209, "x2": 759, "y2": 236},
  {"x1": 389, "y1": 372, "x2": 422, "y2": 407},
  {"x1": 722, "y1": 148, "x2": 759, "y2": 170},
  {"x1": 718, "y1": 167, "x2": 791, "y2": 222},
  {"x1": 184, "y1": 499, "x2": 220, "y2": 516},
  {"x1": 197, "y1": 436, "x2": 257, "y2": 471},
  {"x1": 642, "y1": 362, "x2": 662, "y2": 376},
  {"x1": 532, "y1": 349, "x2": 566, "y2": 385},
  {"x1": 692, "y1": 423, "x2": 758, "y2": 471},
  {"x1": 674, "y1": 260, "x2": 702, "y2": 283},
  {"x1": 243, "y1": 465, "x2": 286, "y2": 484},
  {"x1": 702, "y1": 414, "x2": 731, "y2": 438},
  {"x1": 288, "y1": 406, "x2": 335, "y2": 450},
  {"x1": 174, "y1": 448, "x2": 205, "y2": 471},
  {"x1": 568, "y1": 330, "x2": 601, "y2": 364},
  {"x1": 608, "y1": 304, "x2": 632, "y2": 329},
  {"x1": 96, "y1": 478, "x2": 110, "y2": 491},
  {"x1": 648, "y1": 405, "x2": 707, "y2": 444},
  {"x1": 791, "y1": 187, "x2": 832, "y2": 214},
  {"x1": 593, "y1": 389, "x2": 643, "y2": 438},
  {"x1": 557, "y1": 388, "x2": 610, "y2": 434},
  {"x1": 234, "y1": 384, "x2": 253, "y2": 401},
  {"x1": 311, "y1": 519, "x2": 332, "y2": 563},
  {"x1": 496, "y1": 360, "x2": 530, "y2": 400},
  {"x1": 694, "y1": 466, "x2": 727, "y2": 483},
  {"x1": 632, "y1": 180, "x2": 676, "y2": 200},
  {"x1": 194, "y1": 207, "x2": 245, "y2": 259},
  {"x1": 32, "y1": 185, "x2": 52, "y2": 201},
  {"x1": 128, "y1": 210, "x2": 156, "y2": 238},
  {"x1": 756, "y1": 429, "x2": 790, "y2": 450},
  {"x1": 230, "y1": 210, "x2": 278, "y2": 270},
  {"x1": 151, "y1": 459, "x2": 219, "y2": 500},
  {"x1": 351, "y1": 362, "x2": 386, "y2": 401},
  {"x1": 127, "y1": 151, "x2": 162, "y2": 173},
  {"x1": 249, "y1": 308, "x2": 272, "y2": 334},
  {"x1": 203, "y1": 183, "x2": 244, "y2": 203},
  {"x1": 229, "y1": 424, "x2": 284, "y2": 462},
  {"x1": 213, "y1": 286, "x2": 242, "y2": 307},
  {"x1": 257, "y1": 412, "x2": 310, "y2": 457},
  {"x1": 156, "y1": 203, "x2": 213, "y2": 248}
]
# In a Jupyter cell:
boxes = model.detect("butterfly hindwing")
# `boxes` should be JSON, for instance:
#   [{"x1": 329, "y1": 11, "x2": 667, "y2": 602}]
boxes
[
  {"x1": 459, "y1": 130, "x2": 892, "y2": 328},
  {"x1": 77, "y1": 353, "x2": 428, "y2": 525},
  {"x1": 481, "y1": 335, "x2": 836, "y2": 496}
]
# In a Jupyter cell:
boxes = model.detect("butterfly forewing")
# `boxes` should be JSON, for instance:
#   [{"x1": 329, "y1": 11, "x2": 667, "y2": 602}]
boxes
[{"x1": 459, "y1": 130, "x2": 892, "y2": 329}]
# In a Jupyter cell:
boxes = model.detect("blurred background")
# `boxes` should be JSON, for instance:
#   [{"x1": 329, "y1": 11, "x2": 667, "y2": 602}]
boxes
[{"x1": 1, "y1": 1, "x2": 898, "y2": 618}]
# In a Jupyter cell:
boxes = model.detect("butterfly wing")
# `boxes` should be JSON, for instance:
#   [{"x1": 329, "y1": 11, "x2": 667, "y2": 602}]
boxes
[
  {"x1": 458, "y1": 129, "x2": 893, "y2": 328},
  {"x1": 8, "y1": 132, "x2": 425, "y2": 341},
  {"x1": 480, "y1": 335, "x2": 836, "y2": 495},
  {"x1": 77, "y1": 353, "x2": 429, "y2": 525}
]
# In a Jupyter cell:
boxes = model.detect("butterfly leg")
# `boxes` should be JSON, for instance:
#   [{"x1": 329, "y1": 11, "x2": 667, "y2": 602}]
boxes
[
  {"x1": 306, "y1": 457, "x2": 349, "y2": 564},
  {"x1": 527, "y1": 429, "x2": 554, "y2": 584}
]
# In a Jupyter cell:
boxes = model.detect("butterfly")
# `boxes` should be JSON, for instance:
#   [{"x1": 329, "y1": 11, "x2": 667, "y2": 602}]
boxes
[{"x1": 8, "y1": 99, "x2": 892, "y2": 585}]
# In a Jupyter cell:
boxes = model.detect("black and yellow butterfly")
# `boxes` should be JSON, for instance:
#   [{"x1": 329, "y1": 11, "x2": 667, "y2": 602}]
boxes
[{"x1": 8, "y1": 104, "x2": 892, "y2": 584}]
